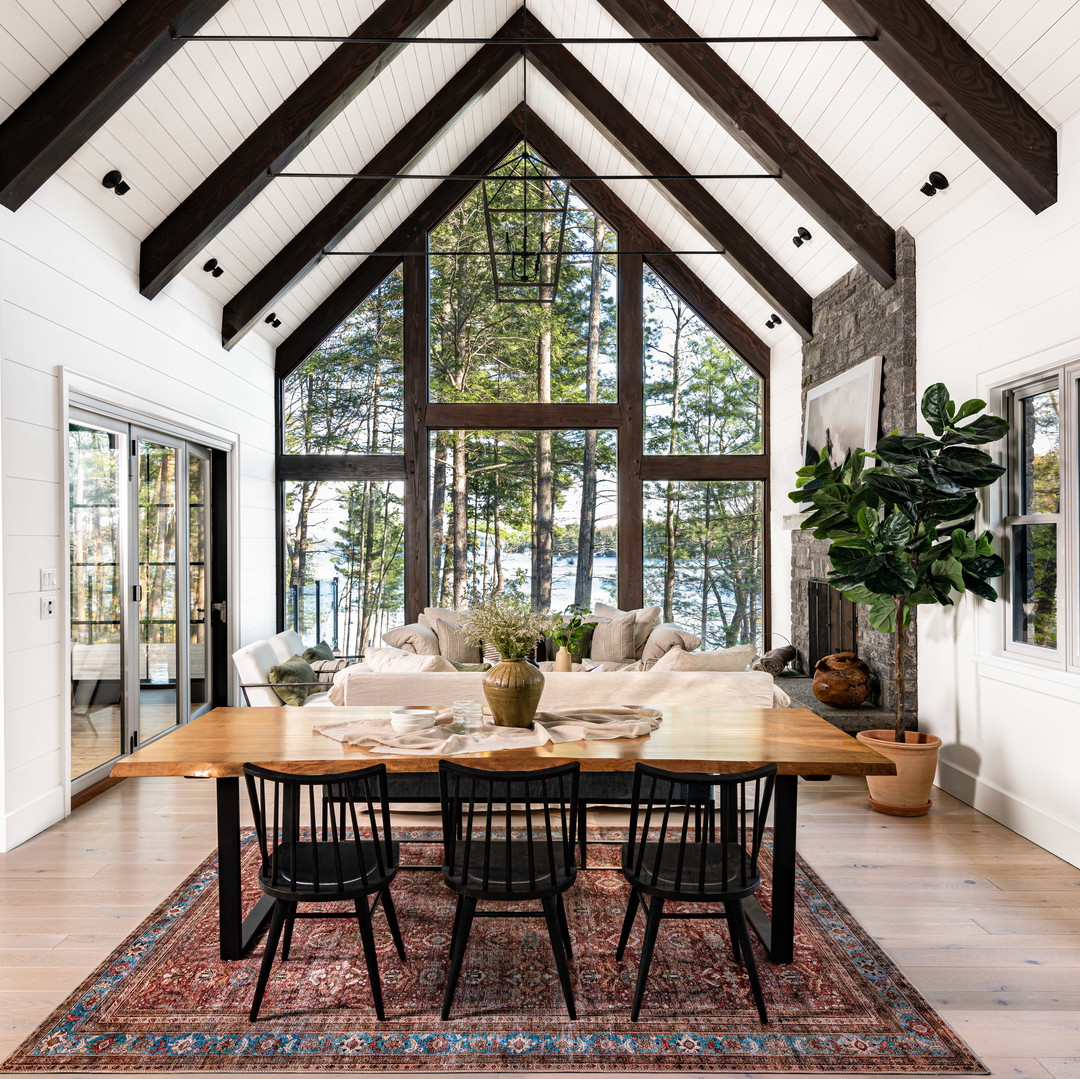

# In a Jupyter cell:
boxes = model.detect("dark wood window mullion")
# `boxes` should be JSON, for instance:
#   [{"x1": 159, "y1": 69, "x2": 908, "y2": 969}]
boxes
[
  {"x1": 617, "y1": 252, "x2": 644, "y2": 609},
  {"x1": 403, "y1": 248, "x2": 429, "y2": 622}
]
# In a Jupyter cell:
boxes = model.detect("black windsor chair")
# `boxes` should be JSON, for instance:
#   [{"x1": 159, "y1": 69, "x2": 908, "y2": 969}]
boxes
[
  {"x1": 438, "y1": 759, "x2": 581, "y2": 1020},
  {"x1": 242, "y1": 762, "x2": 406, "y2": 1021},
  {"x1": 617, "y1": 761, "x2": 777, "y2": 1022}
]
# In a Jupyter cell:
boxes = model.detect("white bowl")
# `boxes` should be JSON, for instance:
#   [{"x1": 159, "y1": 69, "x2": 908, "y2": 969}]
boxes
[{"x1": 389, "y1": 707, "x2": 437, "y2": 733}]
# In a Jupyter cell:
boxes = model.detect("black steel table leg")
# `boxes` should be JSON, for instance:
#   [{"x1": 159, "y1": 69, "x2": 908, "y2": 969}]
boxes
[
  {"x1": 745, "y1": 773, "x2": 798, "y2": 964},
  {"x1": 215, "y1": 776, "x2": 273, "y2": 960}
]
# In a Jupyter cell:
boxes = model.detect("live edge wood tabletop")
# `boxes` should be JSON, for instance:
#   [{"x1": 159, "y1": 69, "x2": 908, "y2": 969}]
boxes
[
  {"x1": 110, "y1": 705, "x2": 894, "y2": 965},
  {"x1": 110, "y1": 705, "x2": 896, "y2": 778}
]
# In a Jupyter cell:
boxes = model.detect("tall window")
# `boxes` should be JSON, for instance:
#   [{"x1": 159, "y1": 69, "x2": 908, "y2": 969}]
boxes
[
  {"x1": 1002, "y1": 362, "x2": 1078, "y2": 668},
  {"x1": 278, "y1": 144, "x2": 769, "y2": 650}
]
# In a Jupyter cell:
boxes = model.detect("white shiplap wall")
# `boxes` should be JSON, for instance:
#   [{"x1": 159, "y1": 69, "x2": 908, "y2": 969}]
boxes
[{"x1": 0, "y1": 175, "x2": 278, "y2": 852}]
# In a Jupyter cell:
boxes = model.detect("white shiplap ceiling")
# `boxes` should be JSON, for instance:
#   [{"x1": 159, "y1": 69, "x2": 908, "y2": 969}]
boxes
[{"x1": 1, "y1": 0, "x2": 1078, "y2": 354}]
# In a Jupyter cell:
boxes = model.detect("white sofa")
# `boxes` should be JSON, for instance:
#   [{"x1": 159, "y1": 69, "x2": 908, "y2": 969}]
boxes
[
  {"x1": 232, "y1": 631, "x2": 332, "y2": 707},
  {"x1": 328, "y1": 668, "x2": 789, "y2": 710}
]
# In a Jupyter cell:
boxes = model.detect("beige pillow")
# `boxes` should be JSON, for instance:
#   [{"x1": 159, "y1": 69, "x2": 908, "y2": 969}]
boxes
[
  {"x1": 309, "y1": 657, "x2": 349, "y2": 685},
  {"x1": 382, "y1": 622, "x2": 441, "y2": 655},
  {"x1": 651, "y1": 644, "x2": 756, "y2": 672},
  {"x1": 641, "y1": 623, "x2": 703, "y2": 662},
  {"x1": 589, "y1": 611, "x2": 637, "y2": 662},
  {"x1": 593, "y1": 603, "x2": 662, "y2": 657},
  {"x1": 433, "y1": 618, "x2": 483, "y2": 665},
  {"x1": 418, "y1": 606, "x2": 463, "y2": 630},
  {"x1": 361, "y1": 647, "x2": 457, "y2": 673}
]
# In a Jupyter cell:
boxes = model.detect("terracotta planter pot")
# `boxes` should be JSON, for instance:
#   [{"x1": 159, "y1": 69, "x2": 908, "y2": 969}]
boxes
[
  {"x1": 855, "y1": 729, "x2": 942, "y2": 816},
  {"x1": 481, "y1": 657, "x2": 545, "y2": 727}
]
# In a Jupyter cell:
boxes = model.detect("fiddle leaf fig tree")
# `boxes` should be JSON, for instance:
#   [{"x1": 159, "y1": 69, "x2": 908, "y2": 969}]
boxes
[{"x1": 789, "y1": 383, "x2": 1010, "y2": 742}]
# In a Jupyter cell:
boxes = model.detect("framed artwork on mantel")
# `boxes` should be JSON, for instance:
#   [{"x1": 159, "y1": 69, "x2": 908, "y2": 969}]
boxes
[{"x1": 802, "y1": 356, "x2": 883, "y2": 466}]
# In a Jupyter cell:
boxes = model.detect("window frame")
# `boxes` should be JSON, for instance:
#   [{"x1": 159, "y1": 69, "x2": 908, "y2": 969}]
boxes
[{"x1": 999, "y1": 361, "x2": 1080, "y2": 670}]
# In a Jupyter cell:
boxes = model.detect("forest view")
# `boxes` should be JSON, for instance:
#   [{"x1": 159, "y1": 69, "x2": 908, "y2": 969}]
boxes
[{"x1": 282, "y1": 144, "x2": 764, "y2": 654}]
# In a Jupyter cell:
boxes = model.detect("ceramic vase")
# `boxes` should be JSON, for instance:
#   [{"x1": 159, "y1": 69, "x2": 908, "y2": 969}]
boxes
[
  {"x1": 481, "y1": 657, "x2": 545, "y2": 727},
  {"x1": 855, "y1": 729, "x2": 942, "y2": 816},
  {"x1": 553, "y1": 645, "x2": 573, "y2": 672}
]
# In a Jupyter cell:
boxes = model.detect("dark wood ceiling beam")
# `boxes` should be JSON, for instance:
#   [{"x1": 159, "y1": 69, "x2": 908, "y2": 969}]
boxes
[
  {"x1": 0, "y1": 0, "x2": 231, "y2": 211},
  {"x1": 221, "y1": 35, "x2": 521, "y2": 349},
  {"x1": 593, "y1": 0, "x2": 896, "y2": 287},
  {"x1": 514, "y1": 108, "x2": 769, "y2": 376},
  {"x1": 275, "y1": 115, "x2": 523, "y2": 379},
  {"x1": 139, "y1": 0, "x2": 455, "y2": 299},
  {"x1": 522, "y1": 13, "x2": 813, "y2": 340},
  {"x1": 821, "y1": 0, "x2": 1057, "y2": 213}
]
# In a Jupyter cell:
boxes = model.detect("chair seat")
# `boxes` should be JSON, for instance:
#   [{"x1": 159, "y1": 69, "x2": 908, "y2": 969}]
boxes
[
  {"x1": 622, "y1": 840, "x2": 758, "y2": 900},
  {"x1": 300, "y1": 690, "x2": 332, "y2": 707},
  {"x1": 261, "y1": 839, "x2": 399, "y2": 900},
  {"x1": 446, "y1": 842, "x2": 577, "y2": 899}
]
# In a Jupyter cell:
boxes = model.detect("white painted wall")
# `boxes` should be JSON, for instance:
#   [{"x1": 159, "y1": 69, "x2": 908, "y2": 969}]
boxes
[
  {"x1": 915, "y1": 113, "x2": 1080, "y2": 868},
  {"x1": 0, "y1": 178, "x2": 278, "y2": 851}
]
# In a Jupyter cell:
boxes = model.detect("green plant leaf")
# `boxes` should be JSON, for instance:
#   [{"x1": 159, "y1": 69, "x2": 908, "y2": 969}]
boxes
[
  {"x1": 874, "y1": 433, "x2": 936, "y2": 465},
  {"x1": 953, "y1": 397, "x2": 986, "y2": 421},
  {"x1": 962, "y1": 575, "x2": 999, "y2": 600},
  {"x1": 921, "y1": 383, "x2": 951, "y2": 435},
  {"x1": 922, "y1": 492, "x2": 979, "y2": 521},
  {"x1": 866, "y1": 472, "x2": 919, "y2": 503},
  {"x1": 950, "y1": 530, "x2": 977, "y2": 560},
  {"x1": 931, "y1": 555, "x2": 966, "y2": 592},
  {"x1": 943, "y1": 414, "x2": 1010, "y2": 445},
  {"x1": 878, "y1": 512, "x2": 912, "y2": 546},
  {"x1": 938, "y1": 446, "x2": 1007, "y2": 485}
]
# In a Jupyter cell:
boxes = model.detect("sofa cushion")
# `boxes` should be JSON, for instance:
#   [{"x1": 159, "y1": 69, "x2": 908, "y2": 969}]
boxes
[
  {"x1": 310, "y1": 657, "x2": 349, "y2": 684},
  {"x1": 589, "y1": 611, "x2": 637, "y2": 662},
  {"x1": 593, "y1": 603, "x2": 661, "y2": 657},
  {"x1": 268, "y1": 630, "x2": 305, "y2": 663},
  {"x1": 418, "y1": 607, "x2": 463, "y2": 630},
  {"x1": 433, "y1": 617, "x2": 483, "y2": 664},
  {"x1": 641, "y1": 623, "x2": 703, "y2": 662},
  {"x1": 268, "y1": 654, "x2": 318, "y2": 706},
  {"x1": 651, "y1": 644, "x2": 756, "y2": 672},
  {"x1": 363, "y1": 647, "x2": 458, "y2": 673},
  {"x1": 382, "y1": 622, "x2": 441, "y2": 655}
]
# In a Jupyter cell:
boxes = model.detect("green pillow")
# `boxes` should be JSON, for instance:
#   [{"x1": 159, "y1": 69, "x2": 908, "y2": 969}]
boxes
[
  {"x1": 269, "y1": 654, "x2": 318, "y2": 706},
  {"x1": 450, "y1": 661, "x2": 491, "y2": 672},
  {"x1": 302, "y1": 641, "x2": 335, "y2": 663}
]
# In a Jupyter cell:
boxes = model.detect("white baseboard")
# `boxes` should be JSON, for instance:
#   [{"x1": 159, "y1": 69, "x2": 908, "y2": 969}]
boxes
[
  {"x1": 0, "y1": 785, "x2": 65, "y2": 852},
  {"x1": 937, "y1": 757, "x2": 1080, "y2": 869}
]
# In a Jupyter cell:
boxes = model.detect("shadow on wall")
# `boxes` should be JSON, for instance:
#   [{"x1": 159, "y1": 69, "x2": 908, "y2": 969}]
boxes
[{"x1": 937, "y1": 743, "x2": 982, "y2": 805}]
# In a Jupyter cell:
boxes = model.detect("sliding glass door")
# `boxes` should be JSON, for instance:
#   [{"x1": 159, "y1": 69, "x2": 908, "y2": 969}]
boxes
[{"x1": 69, "y1": 412, "x2": 217, "y2": 791}]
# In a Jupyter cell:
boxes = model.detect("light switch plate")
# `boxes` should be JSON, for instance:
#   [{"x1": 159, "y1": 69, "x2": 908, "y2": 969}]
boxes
[{"x1": 40, "y1": 568, "x2": 58, "y2": 590}]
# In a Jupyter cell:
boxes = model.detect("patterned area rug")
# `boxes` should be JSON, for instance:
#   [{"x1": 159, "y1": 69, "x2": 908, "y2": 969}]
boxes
[{"x1": 4, "y1": 829, "x2": 984, "y2": 1073}]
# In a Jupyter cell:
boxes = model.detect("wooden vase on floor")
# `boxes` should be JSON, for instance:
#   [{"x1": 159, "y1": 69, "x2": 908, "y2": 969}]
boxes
[
  {"x1": 481, "y1": 658, "x2": 544, "y2": 727},
  {"x1": 855, "y1": 729, "x2": 942, "y2": 816}
]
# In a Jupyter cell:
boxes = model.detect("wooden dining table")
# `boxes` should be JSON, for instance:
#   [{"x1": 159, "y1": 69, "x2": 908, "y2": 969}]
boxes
[{"x1": 111, "y1": 703, "x2": 894, "y2": 965}]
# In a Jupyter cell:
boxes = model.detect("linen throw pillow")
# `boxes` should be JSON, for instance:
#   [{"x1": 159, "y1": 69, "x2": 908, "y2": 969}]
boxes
[
  {"x1": 432, "y1": 618, "x2": 483, "y2": 665},
  {"x1": 641, "y1": 623, "x2": 703, "y2": 662},
  {"x1": 588, "y1": 611, "x2": 637, "y2": 662},
  {"x1": 382, "y1": 622, "x2": 441, "y2": 656},
  {"x1": 268, "y1": 654, "x2": 318, "y2": 706},
  {"x1": 361, "y1": 647, "x2": 458, "y2": 673},
  {"x1": 309, "y1": 657, "x2": 348, "y2": 685},
  {"x1": 651, "y1": 644, "x2": 756, "y2": 672},
  {"x1": 592, "y1": 602, "x2": 662, "y2": 657}
]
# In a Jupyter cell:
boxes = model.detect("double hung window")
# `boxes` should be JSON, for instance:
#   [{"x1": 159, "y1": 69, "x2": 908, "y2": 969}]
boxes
[{"x1": 1001, "y1": 363, "x2": 1079, "y2": 669}]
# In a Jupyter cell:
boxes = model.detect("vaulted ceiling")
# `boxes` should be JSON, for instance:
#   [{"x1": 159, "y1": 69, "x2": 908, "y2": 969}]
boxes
[{"x1": 2, "y1": 0, "x2": 1075, "y2": 370}]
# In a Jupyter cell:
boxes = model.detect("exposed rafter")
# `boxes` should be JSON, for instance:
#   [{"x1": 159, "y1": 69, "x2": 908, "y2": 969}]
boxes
[
  {"x1": 275, "y1": 116, "x2": 524, "y2": 379},
  {"x1": 594, "y1": 0, "x2": 897, "y2": 288},
  {"x1": 521, "y1": 12, "x2": 814, "y2": 340},
  {"x1": 821, "y1": 0, "x2": 1057, "y2": 213},
  {"x1": 513, "y1": 108, "x2": 769, "y2": 376},
  {"x1": 138, "y1": 0, "x2": 455, "y2": 299},
  {"x1": 0, "y1": 0, "x2": 231, "y2": 211},
  {"x1": 220, "y1": 32, "x2": 521, "y2": 349}
]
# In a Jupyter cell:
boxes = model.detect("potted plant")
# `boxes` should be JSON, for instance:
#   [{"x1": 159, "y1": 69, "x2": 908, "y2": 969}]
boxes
[
  {"x1": 549, "y1": 604, "x2": 594, "y2": 671},
  {"x1": 459, "y1": 595, "x2": 552, "y2": 727},
  {"x1": 789, "y1": 383, "x2": 1009, "y2": 814}
]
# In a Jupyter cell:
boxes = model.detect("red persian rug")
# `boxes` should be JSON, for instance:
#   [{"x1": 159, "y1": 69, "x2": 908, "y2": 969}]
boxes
[{"x1": 3, "y1": 829, "x2": 984, "y2": 1073}]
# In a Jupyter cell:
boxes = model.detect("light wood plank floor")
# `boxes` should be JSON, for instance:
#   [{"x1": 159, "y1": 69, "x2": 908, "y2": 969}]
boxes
[{"x1": 1, "y1": 775, "x2": 1078, "y2": 1077}]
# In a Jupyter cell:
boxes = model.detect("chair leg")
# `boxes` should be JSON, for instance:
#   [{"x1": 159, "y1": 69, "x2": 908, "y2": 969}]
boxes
[
  {"x1": 281, "y1": 902, "x2": 297, "y2": 961},
  {"x1": 555, "y1": 893, "x2": 573, "y2": 960},
  {"x1": 355, "y1": 896, "x2": 387, "y2": 1022},
  {"x1": 728, "y1": 900, "x2": 768, "y2": 1023},
  {"x1": 578, "y1": 801, "x2": 587, "y2": 869},
  {"x1": 723, "y1": 900, "x2": 742, "y2": 963},
  {"x1": 441, "y1": 895, "x2": 476, "y2": 1021},
  {"x1": 629, "y1": 896, "x2": 664, "y2": 1022},
  {"x1": 541, "y1": 895, "x2": 577, "y2": 1020},
  {"x1": 249, "y1": 900, "x2": 287, "y2": 1022},
  {"x1": 616, "y1": 887, "x2": 640, "y2": 961},
  {"x1": 381, "y1": 887, "x2": 407, "y2": 961}
]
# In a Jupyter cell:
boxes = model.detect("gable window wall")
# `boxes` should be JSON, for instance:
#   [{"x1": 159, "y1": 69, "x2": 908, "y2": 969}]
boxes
[{"x1": 278, "y1": 149, "x2": 769, "y2": 655}]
